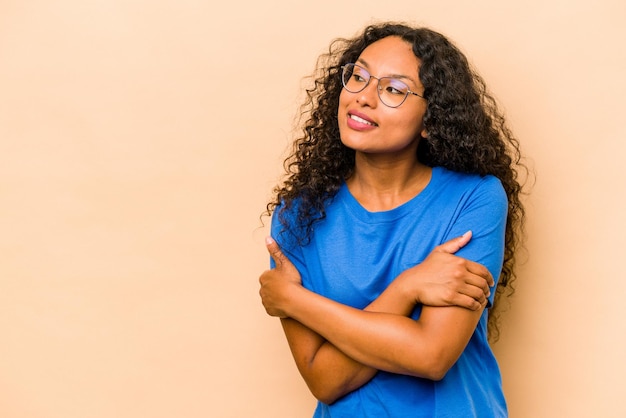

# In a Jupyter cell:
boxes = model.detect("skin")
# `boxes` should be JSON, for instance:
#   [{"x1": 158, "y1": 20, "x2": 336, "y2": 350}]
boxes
[
  {"x1": 338, "y1": 37, "x2": 430, "y2": 211},
  {"x1": 259, "y1": 36, "x2": 494, "y2": 405}
]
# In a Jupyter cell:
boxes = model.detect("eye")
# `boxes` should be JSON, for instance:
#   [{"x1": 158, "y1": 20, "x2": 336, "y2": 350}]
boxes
[
  {"x1": 385, "y1": 86, "x2": 404, "y2": 95},
  {"x1": 383, "y1": 78, "x2": 409, "y2": 95},
  {"x1": 351, "y1": 68, "x2": 369, "y2": 84}
]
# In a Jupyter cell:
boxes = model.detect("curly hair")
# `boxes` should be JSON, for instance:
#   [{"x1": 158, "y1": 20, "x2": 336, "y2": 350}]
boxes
[{"x1": 265, "y1": 22, "x2": 527, "y2": 342}]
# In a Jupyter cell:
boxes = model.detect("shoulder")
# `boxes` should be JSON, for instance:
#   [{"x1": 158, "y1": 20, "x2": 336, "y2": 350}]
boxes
[
  {"x1": 435, "y1": 167, "x2": 506, "y2": 203},
  {"x1": 270, "y1": 186, "x2": 346, "y2": 254},
  {"x1": 270, "y1": 199, "x2": 302, "y2": 248}
]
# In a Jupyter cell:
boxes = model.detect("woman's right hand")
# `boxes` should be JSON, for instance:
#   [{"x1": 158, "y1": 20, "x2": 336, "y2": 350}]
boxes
[{"x1": 397, "y1": 231, "x2": 494, "y2": 311}]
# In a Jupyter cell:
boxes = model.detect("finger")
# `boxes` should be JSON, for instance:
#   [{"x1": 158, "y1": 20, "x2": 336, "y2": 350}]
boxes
[
  {"x1": 465, "y1": 260, "x2": 495, "y2": 288},
  {"x1": 460, "y1": 283, "x2": 488, "y2": 306},
  {"x1": 265, "y1": 236, "x2": 286, "y2": 268},
  {"x1": 435, "y1": 230, "x2": 472, "y2": 254},
  {"x1": 459, "y1": 270, "x2": 492, "y2": 299},
  {"x1": 461, "y1": 284, "x2": 491, "y2": 310},
  {"x1": 450, "y1": 292, "x2": 483, "y2": 311},
  {"x1": 258, "y1": 269, "x2": 272, "y2": 286}
]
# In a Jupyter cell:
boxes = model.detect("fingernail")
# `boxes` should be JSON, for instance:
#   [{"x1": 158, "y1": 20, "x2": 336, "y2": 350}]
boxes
[{"x1": 265, "y1": 236, "x2": 275, "y2": 245}]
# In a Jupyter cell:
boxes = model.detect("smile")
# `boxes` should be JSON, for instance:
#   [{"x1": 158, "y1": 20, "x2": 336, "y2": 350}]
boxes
[{"x1": 349, "y1": 114, "x2": 377, "y2": 126}]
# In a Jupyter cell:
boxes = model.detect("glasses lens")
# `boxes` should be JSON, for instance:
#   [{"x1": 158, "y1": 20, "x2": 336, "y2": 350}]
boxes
[
  {"x1": 342, "y1": 64, "x2": 369, "y2": 93},
  {"x1": 378, "y1": 78, "x2": 410, "y2": 108}
]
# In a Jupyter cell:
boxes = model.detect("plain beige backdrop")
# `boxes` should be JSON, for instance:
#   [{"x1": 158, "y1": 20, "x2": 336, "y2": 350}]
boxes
[{"x1": 1, "y1": 0, "x2": 625, "y2": 417}]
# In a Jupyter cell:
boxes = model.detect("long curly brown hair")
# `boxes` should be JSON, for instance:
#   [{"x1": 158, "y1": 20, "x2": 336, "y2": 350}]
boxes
[{"x1": 265, "y1": 22, "x2": 528, "y2": 342}]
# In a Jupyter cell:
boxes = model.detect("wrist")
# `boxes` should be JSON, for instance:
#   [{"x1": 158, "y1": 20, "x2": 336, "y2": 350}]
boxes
[
  {"x1": 366, "y1": 271, "x2": 419, "y2": 316},
  {"x1": 394, "y1": 269, "x2": 422, "y2": 305},
  {"x1": 278, "y1": 281, "x2": 304, "y2": 318}
]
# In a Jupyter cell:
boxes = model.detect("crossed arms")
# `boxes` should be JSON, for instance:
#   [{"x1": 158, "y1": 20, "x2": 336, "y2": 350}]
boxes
[{"x1": 259, "y1": 231, "x2": 493, "y2": 404}]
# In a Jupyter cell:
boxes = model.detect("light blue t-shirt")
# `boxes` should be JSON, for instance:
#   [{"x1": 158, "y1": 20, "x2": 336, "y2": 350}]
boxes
[{"x1": 271, "y1": 166, "x2": 508, "y2": 418}]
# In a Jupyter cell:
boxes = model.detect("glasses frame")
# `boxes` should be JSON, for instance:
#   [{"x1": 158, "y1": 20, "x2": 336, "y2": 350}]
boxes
[{"x1": 340, "y1": 63, "x2": 424, "y2": 108}]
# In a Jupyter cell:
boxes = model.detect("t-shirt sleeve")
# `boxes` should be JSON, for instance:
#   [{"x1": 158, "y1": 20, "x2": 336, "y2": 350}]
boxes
[
  {"x1": 269, "y1": 205, "x2": 307, "y2": 275},
  {"x1": 443, "y1": 175, "x2": 508, "y2": 306}
]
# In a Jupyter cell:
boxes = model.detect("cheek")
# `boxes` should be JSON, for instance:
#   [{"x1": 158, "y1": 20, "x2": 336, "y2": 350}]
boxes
[
  {"x1": 393, "y1": 116, "x2": 425, "y2": 141},
  {"x1": 387, "y1": 107, "x2": 421, "y2": 127},
  {"x1": 338, "y1": 89, "x2": 350, "y2": 110},
  {"x1": 399, "y1": 108, "x2": 426, "y2": 136},
  {"x1": 337, "y1": 92, "x2": 349, "y2": 124}
]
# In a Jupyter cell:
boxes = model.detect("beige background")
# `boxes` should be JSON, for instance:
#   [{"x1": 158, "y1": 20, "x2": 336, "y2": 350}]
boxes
[{"x1": 1, "y1": 0, "x2": 624, "y2": 417}]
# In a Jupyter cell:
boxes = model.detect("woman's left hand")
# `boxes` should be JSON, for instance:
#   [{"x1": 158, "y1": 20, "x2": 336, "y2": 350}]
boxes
[{"x1": 259, "y1": 237, "x2": 302, "y2": 318}]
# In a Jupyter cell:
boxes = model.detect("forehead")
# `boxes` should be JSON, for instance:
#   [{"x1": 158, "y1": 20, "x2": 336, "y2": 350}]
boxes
[{"x1": 356, "y1": 36, "x2": 420, "y2": 77}]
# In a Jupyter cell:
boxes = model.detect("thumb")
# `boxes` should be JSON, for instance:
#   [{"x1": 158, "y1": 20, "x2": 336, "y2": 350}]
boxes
[
  {"x1": 436, "y1": 230, "x2": 472, "y2": 254},
  {"x1": 266, "y1": 236, "x2": 287, "y2": 268}
]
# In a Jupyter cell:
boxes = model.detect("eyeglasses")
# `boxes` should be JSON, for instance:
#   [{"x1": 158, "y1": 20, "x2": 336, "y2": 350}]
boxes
[{"x1": 341, "y1": 63, "x2": 424, "y2": 108}]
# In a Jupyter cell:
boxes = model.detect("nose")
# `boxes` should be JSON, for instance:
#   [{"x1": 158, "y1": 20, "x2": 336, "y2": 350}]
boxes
[{"x1": 356, "y1": 77, "x2": 380, "y2": 107}]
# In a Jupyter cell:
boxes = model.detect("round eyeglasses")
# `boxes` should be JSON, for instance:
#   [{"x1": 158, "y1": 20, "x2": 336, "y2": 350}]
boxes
[{"x1": 341, "y1": 63, "x2": 424, "y2": 108}]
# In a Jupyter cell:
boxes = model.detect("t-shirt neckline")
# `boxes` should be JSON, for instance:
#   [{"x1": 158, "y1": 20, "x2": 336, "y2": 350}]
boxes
[{"x1": 339, "y1": 166, "x2": 441, "y2": 223}]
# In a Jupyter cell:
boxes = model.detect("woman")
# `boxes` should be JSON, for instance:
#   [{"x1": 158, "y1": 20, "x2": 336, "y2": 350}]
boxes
[{"x1": 259, "y1": 22, "x2": 525, "y2": 417}]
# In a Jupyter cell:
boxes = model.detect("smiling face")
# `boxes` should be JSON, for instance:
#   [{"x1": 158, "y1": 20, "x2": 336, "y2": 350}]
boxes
[{"x1": 338, "y1": 36, "x2": 427, "y2": 157}]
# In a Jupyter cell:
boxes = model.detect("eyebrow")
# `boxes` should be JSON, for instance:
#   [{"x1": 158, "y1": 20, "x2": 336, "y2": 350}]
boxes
[{"x1": 356, "y1": 58, "x2": 419, "y2": 86}]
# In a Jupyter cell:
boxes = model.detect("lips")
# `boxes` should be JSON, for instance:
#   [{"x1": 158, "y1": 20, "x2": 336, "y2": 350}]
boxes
[{"x1": 347, "y1": 111, "x2": 378, "y2": 127}]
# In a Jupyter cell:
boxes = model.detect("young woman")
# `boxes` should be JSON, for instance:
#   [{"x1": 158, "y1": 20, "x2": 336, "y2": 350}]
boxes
[{"x1": 259, "y1": 22, "x2": 525, "y2": 417}]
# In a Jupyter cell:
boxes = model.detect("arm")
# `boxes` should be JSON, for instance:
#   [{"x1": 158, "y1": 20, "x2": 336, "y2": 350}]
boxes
[
  {"x1": 277, "y1": 271, "x2": 422, "y2": 404},
  {"x1": 277, "y1": 283, "x2": 482, "y2": 380},
  {"x1": 261, "y1": 177, "x2": 507, "y2": 388},
  {"x1": 260, "y1": 232, "x2": 493, "y2": 403}
]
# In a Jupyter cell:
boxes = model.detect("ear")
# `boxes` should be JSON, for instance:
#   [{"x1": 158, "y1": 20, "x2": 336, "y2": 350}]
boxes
[{"x1": 420, "y1": 127, "x2": 428, "y2": 139}]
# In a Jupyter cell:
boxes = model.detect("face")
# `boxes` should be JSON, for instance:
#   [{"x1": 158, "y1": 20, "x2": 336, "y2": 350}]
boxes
[{"x1": 338, "y1": 36, "x2": 427, "y2": 157}]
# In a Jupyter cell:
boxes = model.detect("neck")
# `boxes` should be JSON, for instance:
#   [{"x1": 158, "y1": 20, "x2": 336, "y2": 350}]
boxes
[{"x1": 346, "y1": 153, "x2": 432, "y2": 212}]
